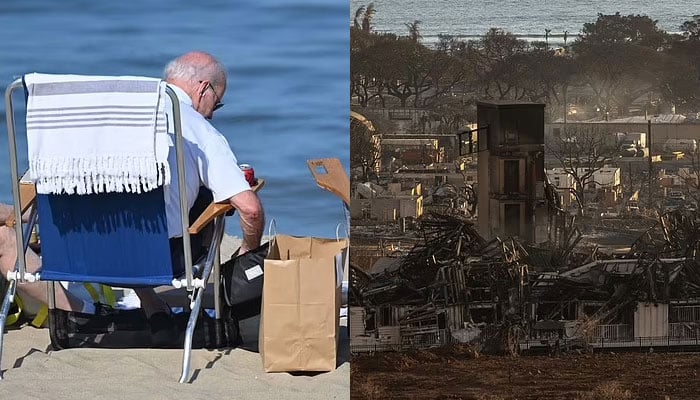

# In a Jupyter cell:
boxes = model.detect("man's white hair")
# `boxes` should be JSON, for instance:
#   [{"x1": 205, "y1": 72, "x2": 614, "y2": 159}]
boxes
[{"x1": 163, "y1": 52, "x2": 227, "y2": 88}]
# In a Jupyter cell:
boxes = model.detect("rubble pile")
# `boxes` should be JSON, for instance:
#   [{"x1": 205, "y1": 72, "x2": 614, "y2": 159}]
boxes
[
  {"x1": 351, "y1": 208, "x2": 700, "y2": 354},
  {"x1": 402, "y1": 212, "x2": 486, "y2": 288},
  {"x1": 355, "y1": 213, "x2": 529, "y2": 307},
  {"x1": 353, "y1": 212, "x2": 531, "y2": 354},
  {"x1": 531, "y1": 209, "x2": 700, "y2": 336}
]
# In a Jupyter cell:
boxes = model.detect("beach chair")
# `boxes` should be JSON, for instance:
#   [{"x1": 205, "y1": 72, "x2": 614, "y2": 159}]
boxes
[{"x1": 0, "y1": 74, "x2": 260, "y2": 383}]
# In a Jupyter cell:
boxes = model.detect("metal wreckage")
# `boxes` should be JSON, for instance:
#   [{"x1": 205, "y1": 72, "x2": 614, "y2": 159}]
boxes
[{"x1": 350, "y1": 184, "x2": 700, "y2": 355}]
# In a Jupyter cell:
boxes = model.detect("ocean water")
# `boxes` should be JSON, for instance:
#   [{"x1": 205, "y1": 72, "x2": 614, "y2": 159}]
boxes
[
  {"x1": 0, "y1": 0, "x2": 349, "y2": 239},
  {"x1": 350, "y1": 0, "x2": 697, "y2": 44}
]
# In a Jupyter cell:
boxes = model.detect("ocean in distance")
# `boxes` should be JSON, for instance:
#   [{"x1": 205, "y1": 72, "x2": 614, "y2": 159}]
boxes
[
  {"x1": 350, "y1": 0, "x2": 698, "y2": 45},
  {"x1": 0, "y1": 0, "x2": 349, "y2": 239}
]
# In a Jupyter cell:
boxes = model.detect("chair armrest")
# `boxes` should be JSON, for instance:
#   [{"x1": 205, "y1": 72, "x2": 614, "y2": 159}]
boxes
[
  {"x1": 188, "y1": 179, "x2": 265, "y2": 235},
  {"x1": 5, "y1": 183, "x2": 37, "y2": 227}
]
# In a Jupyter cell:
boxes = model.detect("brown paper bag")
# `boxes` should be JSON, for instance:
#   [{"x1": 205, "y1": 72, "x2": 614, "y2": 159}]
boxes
[{"x1": 259, "y1": 234, "x2": 347, "y2": 372}]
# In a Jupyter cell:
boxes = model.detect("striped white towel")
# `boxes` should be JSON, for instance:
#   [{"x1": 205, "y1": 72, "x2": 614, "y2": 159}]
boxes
[{"x1": 24, "y1": 73, "x2": 170, "y2": 195}]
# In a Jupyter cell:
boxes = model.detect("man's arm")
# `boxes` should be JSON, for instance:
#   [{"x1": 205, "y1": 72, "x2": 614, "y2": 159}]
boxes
[{"x1": 228, "y1": 190, "x2": 265, "y2": 253}]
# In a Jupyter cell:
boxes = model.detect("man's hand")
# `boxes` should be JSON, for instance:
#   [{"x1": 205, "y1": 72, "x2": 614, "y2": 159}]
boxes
[{"x1": 229, "y1": 190, "x2": 264, "y2": 253}]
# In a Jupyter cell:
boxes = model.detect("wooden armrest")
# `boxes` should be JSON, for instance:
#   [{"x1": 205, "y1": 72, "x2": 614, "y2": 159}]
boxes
[
  {"x1": 307, "y1": 158, "x2": 349, "y2": 206},
  {"x1": 5, "y1": 183, "x2": 37, "y2": 228},
  {"x1": 188, "y1": 178, "x2": 265, "y2": 234}
]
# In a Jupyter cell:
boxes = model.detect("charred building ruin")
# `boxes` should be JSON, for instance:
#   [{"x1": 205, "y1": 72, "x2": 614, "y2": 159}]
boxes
[
  {"x1": 476, "y1": 102, "x2": 548, "y2": 243},
  {"x1": 350, "y1": 101, "x2": 700, "y2": 356}
]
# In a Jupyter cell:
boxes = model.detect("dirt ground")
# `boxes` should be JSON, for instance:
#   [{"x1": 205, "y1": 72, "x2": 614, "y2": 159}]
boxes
[{"x1": 351, "y1": 346, "x2": 700, "y2": 400}]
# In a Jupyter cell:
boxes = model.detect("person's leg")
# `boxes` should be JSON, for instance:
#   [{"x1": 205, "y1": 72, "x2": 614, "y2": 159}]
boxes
[
  {"x1": 0, "y1": 203, "x2": 16, "y2": 224},
  {"x1": 135, "y1": 285, "x2": 178, "y2": 347},
  {"x1": 0, "y1": 226, "x2": 88, "y2": 312},
  {"x1": 133, "y1": 287, "x2": 170, "y2": 318}
]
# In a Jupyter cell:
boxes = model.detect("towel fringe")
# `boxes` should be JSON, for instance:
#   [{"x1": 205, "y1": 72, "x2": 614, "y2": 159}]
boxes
[{"x1": 30, "y1": 157, "x2": 170, "y2": 195}]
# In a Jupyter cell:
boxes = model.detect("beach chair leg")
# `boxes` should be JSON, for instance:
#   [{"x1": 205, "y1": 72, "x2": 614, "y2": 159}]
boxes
[
  {"x1": 179, "y1": 287, "x2": 205, "y2": 383},
  {"x1": 0, "y1": 279, "x2": 18, "y2": 380},
  {"x1": 213, "y1": 247, "x2": 221, "y2": 319},
  {"x1": 179, "y1": 215, "x2": 225, "y2": 383}
]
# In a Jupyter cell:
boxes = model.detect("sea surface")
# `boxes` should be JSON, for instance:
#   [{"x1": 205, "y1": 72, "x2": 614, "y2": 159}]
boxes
[
  {"x1": 350, "y1": 0, "x2": 698, "y2": 45},
  {"x1": 0, "y1": 0, "x2": 349, "y2": 239}
]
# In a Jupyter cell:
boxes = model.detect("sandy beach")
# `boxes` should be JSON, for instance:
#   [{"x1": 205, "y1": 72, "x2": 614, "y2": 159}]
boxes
[{"x1": 0, "y1": 235, "x2": 350, "y2": 399}]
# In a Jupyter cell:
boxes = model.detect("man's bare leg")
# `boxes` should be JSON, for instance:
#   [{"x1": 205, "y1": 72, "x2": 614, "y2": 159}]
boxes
[
  {"x1": 0, "y1": 204, "x2": 15, "y2": 225},
  {"x1": 133, "y1": 288, "x2": 171, "y2": 318},
  {"x1": 0, "y1": 226, "x2": 86, "y2": 312}
]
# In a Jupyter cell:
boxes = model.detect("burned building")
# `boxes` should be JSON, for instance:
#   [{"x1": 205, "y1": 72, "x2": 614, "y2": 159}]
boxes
[
  {"x1": 351, "y1": 208, "x2": 700, "y2": 355},
  {"x1": 476, "y1": 102, "x2": 548, "y2": 243},
  {"x1": 350, "y1": 103, "x2": 700, "y2": 357}
]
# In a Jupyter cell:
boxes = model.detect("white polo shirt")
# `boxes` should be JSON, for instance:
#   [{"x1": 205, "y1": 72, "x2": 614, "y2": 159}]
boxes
[{"x1": 164, "y1": 84, "x2": 250, "y2": 238}]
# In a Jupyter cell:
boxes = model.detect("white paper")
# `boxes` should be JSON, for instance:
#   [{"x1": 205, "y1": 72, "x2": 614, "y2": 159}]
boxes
[{"x1": 245, "y1": 264, "x2": 264, "y2": 281}]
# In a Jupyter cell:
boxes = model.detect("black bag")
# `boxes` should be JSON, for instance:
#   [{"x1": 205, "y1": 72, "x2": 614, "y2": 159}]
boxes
[
  {"x1": 221, "y1": 241, "x2": 269, "y2": 319},
  {"x1": 51, "y1": 307, "x2": 241, "y2": 350}
]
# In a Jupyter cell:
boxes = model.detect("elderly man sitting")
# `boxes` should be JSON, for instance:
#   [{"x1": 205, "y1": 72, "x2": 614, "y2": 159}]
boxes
[{"x1": 0, "y1": 51, "x2": 265, "y2": 347}]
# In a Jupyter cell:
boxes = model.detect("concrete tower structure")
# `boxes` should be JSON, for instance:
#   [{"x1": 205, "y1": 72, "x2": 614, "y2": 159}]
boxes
[{"x1": 476, "y1": 102, "x2": 547, "y2": 243}]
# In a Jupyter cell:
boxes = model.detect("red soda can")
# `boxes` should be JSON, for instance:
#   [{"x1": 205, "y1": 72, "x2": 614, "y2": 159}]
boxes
[{"x1": 239, "y1": 164, "x2": 256, "y2": 186}]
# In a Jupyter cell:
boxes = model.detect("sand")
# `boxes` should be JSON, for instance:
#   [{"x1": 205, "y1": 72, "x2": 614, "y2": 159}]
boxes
[{"x1": 0, "y1": 235, "x2": 350, "y2": 399}]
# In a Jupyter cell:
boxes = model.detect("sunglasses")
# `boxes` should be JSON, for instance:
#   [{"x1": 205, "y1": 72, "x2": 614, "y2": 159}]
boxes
[{"x1": 200, "y1": 81, "x2": 224, "y2": 111}]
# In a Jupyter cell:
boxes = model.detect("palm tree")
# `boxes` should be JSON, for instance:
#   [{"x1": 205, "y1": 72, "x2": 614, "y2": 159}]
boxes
[
  {"x1": 405, "y1": 20, "x2": 422, "y2": 42},
  {"x1": 361, "y1": 3, "x2": 376, "y2": 33},
  {"x1": 353, "y1": 6, "x2": 365, "y2": 30}
]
